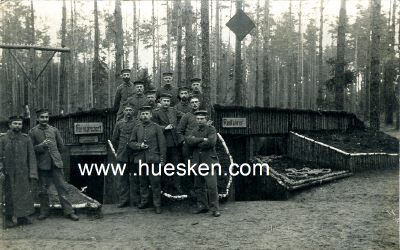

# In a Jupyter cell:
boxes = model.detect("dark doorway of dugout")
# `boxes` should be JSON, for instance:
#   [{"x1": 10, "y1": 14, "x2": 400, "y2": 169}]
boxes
[
  {"x1": 228, "y1": 136, "x2": 289, "y2": 201},
  {"x1": 69, "y1": 155, "x2": 106, "y2": 204}
]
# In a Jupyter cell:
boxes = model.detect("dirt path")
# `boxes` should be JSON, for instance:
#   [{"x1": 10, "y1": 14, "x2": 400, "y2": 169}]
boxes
[{"x1": 0, "y1": 168, "x2": 398, "y2": 249}]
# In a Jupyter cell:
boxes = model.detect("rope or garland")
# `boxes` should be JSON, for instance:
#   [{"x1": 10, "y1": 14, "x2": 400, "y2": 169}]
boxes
[{"x1": 108, "y1": 135, "x2": 233, "y2": 200}]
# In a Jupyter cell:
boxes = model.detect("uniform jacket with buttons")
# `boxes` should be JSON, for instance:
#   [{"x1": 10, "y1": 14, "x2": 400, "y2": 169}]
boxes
[
  {"x1": 111, "y1": 117, "x2": 139, "y2": 162},
  {"x1": 129, "y1": 121, "x2": 166, "y2": 164},
  {"x1": 29, "y1": 124, "x2": 64, "y2": 170},
  {"x1": 152, "y1": 107, "x2": 184, "y2": 147},
  {"x1": 185, "y1": 124, "x2": 219, "y2": 166}
]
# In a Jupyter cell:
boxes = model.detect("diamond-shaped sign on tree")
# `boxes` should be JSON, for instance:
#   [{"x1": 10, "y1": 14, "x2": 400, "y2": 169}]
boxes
[{"x1": 226, "y1": 9, "x2": 256, "y2": 41}]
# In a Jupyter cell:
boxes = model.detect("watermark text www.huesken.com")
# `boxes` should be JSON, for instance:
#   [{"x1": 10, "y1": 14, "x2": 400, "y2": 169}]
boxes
[{"x1": 78, "y1": 160, "x2": 269, "y2": 177}]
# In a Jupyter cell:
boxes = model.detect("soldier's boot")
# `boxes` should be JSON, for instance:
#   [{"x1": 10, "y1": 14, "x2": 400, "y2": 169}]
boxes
[
  {"x1": 192, "y1": 207, "x2": 209, "y2": 214},
  {"x1": 65, "y1": 213, "x2": 79, "y2": 221},
  {"x1": 212, "y1": 211, "x2": 221, "y2": 217},
  {"x1": 155, "y1": 206, "x2": 162, "y2": 214},
  {"x1": 37, "y1": 213, "x2": 48, "y2": 220},
  {"x1": 17, "y1": 217, "x2": 32, "y2": 225},
  {"x1": 138, "y1": 202, "x2": 149, "y2": 209},
  {"x1": 5, "y1": 216, "x2": 17, "y2": 228}
]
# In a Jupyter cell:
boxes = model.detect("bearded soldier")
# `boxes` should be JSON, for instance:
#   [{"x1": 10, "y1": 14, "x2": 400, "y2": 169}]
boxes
[
  {"x1": 29, "y1": 109, "x2": 79, "y2": 221},
  {"x1": 113, "y1": 68, "x2": 136, "y2": 121},
  {"x1": 175, "y1": 87, "x2": 192, "y2": 115},
  {"x1": 0, "y1": 116, "x2": 38, "y2": 228}
]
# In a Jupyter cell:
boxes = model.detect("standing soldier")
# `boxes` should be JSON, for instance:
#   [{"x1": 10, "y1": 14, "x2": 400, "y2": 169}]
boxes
[
  {"x1": 111, "y1": 104, "x2": 140, "y2": 208},
  {"x1": 0, "y1": 116, "x2": 38, "y2": 228},
  {"x1": 177, "y1": 96, "x2": 201, "y2": 162},
  {"x1": 175, "y1": 87, "x2": 192, "y2": 115},
  {"x1": 129, "y1": 106, "x2": 166, "y2": 214},
  {"x1": 126, "y1": 80, "x2": 147, "y2": 117},
  {"x1": 152, "y1": 93, "x2": 184, "y2": 194},
  {"x1": 190, "y1": 78, "x2": 204, "y2": 108},
  {"x1": 156, "y1": 72, "x2": 179, "y2": 106},
  {"x1": 29, "y1": 109, "x2": 79, "y2": 221},
  {"x1": 186, "y1": 110, "x2": 221, "y2": 217},
  {"x1": 113, "y1": 68, "x2": 136, "y2": 121}
]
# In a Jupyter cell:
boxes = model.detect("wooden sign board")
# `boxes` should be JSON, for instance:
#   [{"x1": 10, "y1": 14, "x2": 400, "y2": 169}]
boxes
[
  {"x1": 222, "y1": 118, "x2": 247, "y2": 128},
  {"x1": 79, "y1": 135, "x2": 99, "y2": 144},
  {"x1": 74, "y1": 122, "x2": 103, "y2": 135}
]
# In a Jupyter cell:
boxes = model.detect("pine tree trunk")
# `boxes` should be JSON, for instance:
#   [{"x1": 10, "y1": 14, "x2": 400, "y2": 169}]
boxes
[
  {"x1": 317, "y1": 0, "x2": 324, "y2": 108},
  {"x1": 370, "y1": 0, "x2": 381, "y2": 131},
  {"x1": 184, "y1": 0, "x2": 194, "y2": 87},
  {"x1": 334, "y1": 0, "x2": 346, "y2": 111},
  {"x1": 59, "y1": 0, "x2": 67, "y2": 114},
  {"x1": 263, "y1": 0, "x2": 270, "y2": 107},
  {"x1": 114, "y1": 0, "x2": 124, "y2": 80},
  {"x1": 132, "y1": 0, "x2": 138, "y2": 79},
  {"x1": 176, "y1": 0, "x2": 183, "y2": 88},
  {"x1": 201, "y1": 0, "x2": 211, "y2": 109},
  {"x1": 234, "y1": 0, "x2": 243, "y2": 106}
]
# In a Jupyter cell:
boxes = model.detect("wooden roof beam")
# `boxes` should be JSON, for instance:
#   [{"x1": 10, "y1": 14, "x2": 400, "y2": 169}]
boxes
[{"x1": 0, "y1": 44, "x2": 70, "y2": 52}]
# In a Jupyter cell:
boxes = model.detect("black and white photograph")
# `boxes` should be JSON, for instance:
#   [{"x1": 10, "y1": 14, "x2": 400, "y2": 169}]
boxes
[{"x1": 0, "y1": 0, "x2": 399, "y2": 249}]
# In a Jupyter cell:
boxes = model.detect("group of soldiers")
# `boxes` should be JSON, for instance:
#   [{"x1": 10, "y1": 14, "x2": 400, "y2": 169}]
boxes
[
  {"x1": 0, "y1": 68, "x2": 220, "y2": 228},
  {"x1": 112, "y1": 68, "x2": 220, "y2": 217},
  {"x1": 0, "y1": 109, "x2": 79, "y2": 228}
]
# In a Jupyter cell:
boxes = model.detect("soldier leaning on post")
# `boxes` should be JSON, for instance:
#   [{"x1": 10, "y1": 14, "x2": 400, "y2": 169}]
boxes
[
  {"x1": 0, "y1": 116, "x2": 38, "y2": 228},
  {"x1": 152, "y1": 93, "x2": 185, "y2": 195},
  {"x1": 111, "y1": 104, "x2": 140, "y2": 208},
  {"x1": 29, "y1": 109, "x2": 79, "y2": 221},
  {"x1": 129, "y1": 106, "x2": 166, "y2": 214},
  {"x1": 113, "y1": 68, "x2": 136, "y2": 121},
  {"x1": 156, "y1": 72, "x2": 179, "y2": 106},
  {"x1": 186, "y1": 110, "x2": 221, "y2": 217}
]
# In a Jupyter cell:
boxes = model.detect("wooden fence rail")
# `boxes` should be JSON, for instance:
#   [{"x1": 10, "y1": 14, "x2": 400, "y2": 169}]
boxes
[{"x1": 288, "y1": 132, "x2": 399, "y2": 172}]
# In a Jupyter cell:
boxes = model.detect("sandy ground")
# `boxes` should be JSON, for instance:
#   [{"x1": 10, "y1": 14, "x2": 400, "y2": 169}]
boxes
[{"x1": 0, "y1": 168, "x2": 398, "y2": 250}]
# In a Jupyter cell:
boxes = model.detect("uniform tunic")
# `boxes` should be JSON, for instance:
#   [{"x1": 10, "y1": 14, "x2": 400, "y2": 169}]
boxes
[
  {"x1": 156, "y1": 85, "x2": 179, "y2": 106},
  {"x1": 29, "y1": 124, "x2": 74, "y2": 215},
  {"x1": 111, "y1": 117, "x2": 140, "y2": 205},
  {"x1": 175, "y1": 101, "x2": 191, "y2": 116},
  {"x1": 126, "y1": 94, "x2": 148, "y2": 117},
  {"x1": 186, "y1": 124, "x2": 219, "y2": 212},
  {"x1": 0, "y1": 131, "x2": 38, "y2": 218},
  {"x1": 177, "y1": 111, "x2": 198, "y2": 160},
  {"x1": 114, "y1": 82, "x2": 136, "y2": 121},
  {"x1": 129, "y1": 121, "x2": 166, "y2": 207}
]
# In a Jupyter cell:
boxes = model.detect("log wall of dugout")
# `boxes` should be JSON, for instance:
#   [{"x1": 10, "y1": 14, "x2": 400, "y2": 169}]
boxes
[{"x1": 288, "y1": 132, "x2": 399, "y2": 172}]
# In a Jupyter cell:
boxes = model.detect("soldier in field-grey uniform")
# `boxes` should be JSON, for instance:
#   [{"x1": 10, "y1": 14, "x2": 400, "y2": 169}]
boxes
[{"x1": 29, "y1": 109, "x2": 79, "y2": 221}]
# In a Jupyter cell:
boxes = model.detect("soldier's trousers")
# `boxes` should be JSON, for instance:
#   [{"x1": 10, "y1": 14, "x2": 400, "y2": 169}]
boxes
[
  {"x1": 139, "y1": 163, "x2": 161, "y2": 207},
  {"x1": 118, "y1": 161, "x2": 140, "y2": 205},
  {"x1": 194, "y1": 172, "x2": 219, "y2": 212},
  {"x1": 166, "y1": 147, "x2": 182, "y2": 189},
  {"x1": 38, "y1": 168, "x2": 74, "y2": 215}
]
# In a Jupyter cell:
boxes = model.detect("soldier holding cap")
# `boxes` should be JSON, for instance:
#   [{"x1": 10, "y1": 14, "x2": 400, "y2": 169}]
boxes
[
  {"x1": 0, "y1": 116, "x2": 38, "y2": 228},
  {"x1": 156, "y1": 72, "x2": 179, "y2": 106},
  {"x1": 186, "y1": 110, "x2": 221, "y2": 217},
  {"x1": 126, "y1": 80, "x2": 147, "y2": 117},
  {"x1": 175, "y1": 87, "x2": 192, "y2": 115},
  {"x1": 152, "y1": 93, "x2": 185, "y2": 194},
  {"x1": 113, "y1": 68, "x2": 136, "y2": 121},
  {"x1": 29, "y1": 109, "x2": 79, "y2": 221},
  {"x1": 129, "y1": 106, "x2": 166, "y2": 214},
  {"x1": 111, "y1": 104, "x2": 140, "y2": 208}
]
